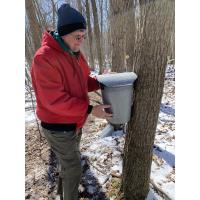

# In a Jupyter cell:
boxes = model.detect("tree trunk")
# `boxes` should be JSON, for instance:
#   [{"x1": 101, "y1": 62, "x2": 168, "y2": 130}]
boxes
[
  {"x1": 33, "y1": 0, "x2": 47, "y2": 30},
  {"x1": 25, "y1": 20, "x2": 35, "y2": 67},
  {"x1": 169, "y1": 9, "x2": 175, "y2": 61},
  {"x1": 77, "y1": 0, "x2": 83, "y2": 14},
  {"x1": 99, "y1": 0, "x2": 103, "y2": 40},
  {"x1": 91, "y1": 0, "x2": 103, "y2": 74},
  {"x1": 85, "y1": 0, "x2": 95, "y2": 70},
  {"x1": 99, "y1": 0, "x2": 105, "y2": 67},
  {"x1": 125, "y1": 0, "x2": 135, "y2": 71},
  {"x1": 139, "y1": 0, "x2": 156, "y2": 6},
  {"x1": 25, "y1": 33, "x2": 33, "y2": 68},
  {"x1": 50, "y1": 0, "x2": 57, "y2": 29},
  {"x1": 122, "y1": 0, "x2": 174, "y2": 199},
  {"x1": 110, "y1": 0, "x2": 130, "y2": 72},
  {"x1": 25, "y1": 0, "x2": 42, "y2": 52}
]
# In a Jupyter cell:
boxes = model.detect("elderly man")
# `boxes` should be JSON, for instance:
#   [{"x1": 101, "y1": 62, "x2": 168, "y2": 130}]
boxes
[{"x1": 31, "y1": 4, "x2": 112, "y2": 200}]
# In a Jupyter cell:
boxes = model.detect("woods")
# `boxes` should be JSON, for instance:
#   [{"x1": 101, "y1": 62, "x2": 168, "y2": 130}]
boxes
[{"x1": 25, "y1": 0, "x2": 175, "y2": 199}]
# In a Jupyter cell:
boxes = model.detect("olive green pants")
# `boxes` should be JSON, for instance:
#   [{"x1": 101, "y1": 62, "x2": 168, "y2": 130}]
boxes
[{"x1": 42, "y1": 128, "x2": 82, "y2": 200}]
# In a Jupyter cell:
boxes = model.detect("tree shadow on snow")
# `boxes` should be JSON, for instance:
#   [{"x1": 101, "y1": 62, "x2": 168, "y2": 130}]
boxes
[
  {"x1": 79, "y1": 155, "x2": 109, "y2": 200},
  {"x1": 153, "y1": 145, "x2": 175, "y2": 168},
  {"x1": 160, "y1": 103, "x2": 175, "y2": 116},
  {"x1": 146, "y1": 189, "x2": 159, "y2": 200}
]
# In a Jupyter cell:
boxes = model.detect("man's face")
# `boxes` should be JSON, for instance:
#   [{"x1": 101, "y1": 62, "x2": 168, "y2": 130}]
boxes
[{"x1": 62, "y1": 29, "x2": 86, "y2": 52}]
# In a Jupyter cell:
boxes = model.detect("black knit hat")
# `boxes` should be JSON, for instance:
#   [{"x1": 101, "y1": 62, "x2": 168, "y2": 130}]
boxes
[{"x1": 57, "y1": 4, "x2": 86, "y2": 36}]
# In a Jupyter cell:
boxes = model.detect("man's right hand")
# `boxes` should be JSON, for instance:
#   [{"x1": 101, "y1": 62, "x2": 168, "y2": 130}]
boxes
[{"x1": 91, "y1": 105, "x2": 113, "y2": 119}]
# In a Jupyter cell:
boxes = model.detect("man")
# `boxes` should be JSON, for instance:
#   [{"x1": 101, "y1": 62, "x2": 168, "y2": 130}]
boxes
[{"x1": 31, "y1": 4, "x2": 112, "y2": 200}]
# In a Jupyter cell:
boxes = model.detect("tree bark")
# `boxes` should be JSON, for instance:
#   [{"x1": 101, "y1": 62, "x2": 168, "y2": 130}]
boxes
[
  {"x1": 25, "y1": 34, "x2": 33, "y2": 68},
  {"x1": 85, "y1": 0, "x2": 95, "y2": 70},
  {"x1": 33, "y1": 0, "x2": 47, "y2": 30},
  {"x1": 125, "y1": 0, "x2": 135, "y2": 71},
  {"x1": 50, "y1": 0, "x2": 57, "y2": 29},
  {"x1": 122, "y1": 0, "x2": 174, "y2": 199},
  {"x1": 91, "y1": 0, "x2": 103, "y2": 74},
  {"x1": 99, "y1": 0, "x2": 104, "y2": 40},
  {"x1": 77, "y1": 0, "x2": 83, "y2": 14},
  {"x1": 25, "y1": 20, "x2": 35, "y2": 67},
  {"x1": 99, "y1": 0, "x2": 105, "y2": 66},
  {"x1": 25, "y1": 0, "x2": 42, "y2": 52},
  {"x1": 110, "y1": 0, "x2": 131, "y2": 72}
]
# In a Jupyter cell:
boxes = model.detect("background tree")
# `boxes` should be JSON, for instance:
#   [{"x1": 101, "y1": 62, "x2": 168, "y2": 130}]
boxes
[
  {"x1": 109, "y1": 0, "x2": 124, "y2": 72},
  {"x1": 85, "y1": 0, "x2": 95, "y2": 70},
  {"x1": 25, "y1": 0, "x2": 43, "y2": 52},
  {"x1": 125, "y1": 0, "x2": 136, "y2": 72},
  {"x1": 50, "y1": 0, "x2": 58, "y2": 29},
  {"x1": 110, "y1": 0, "x2": 136, "y2": 72},
  {"x1": 91, "y1": 0, "x2": 103, "y2": 73},
  {"x1": 76, "y1": 0, "x2": 83, "y2": 14},
  {"x1": 122, "y1": 0, "x2": 175, "y2": 199}
]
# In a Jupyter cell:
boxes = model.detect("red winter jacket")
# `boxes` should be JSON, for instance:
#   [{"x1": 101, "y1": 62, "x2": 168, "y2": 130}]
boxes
[{"x1": 31, "y1": 31, "x2": 99, "y2": 128}]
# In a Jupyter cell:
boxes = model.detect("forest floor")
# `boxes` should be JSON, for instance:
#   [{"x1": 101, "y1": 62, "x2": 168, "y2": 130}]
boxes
[{"x1": 25, "y1": 64, "x2": 175, "y2": 200}]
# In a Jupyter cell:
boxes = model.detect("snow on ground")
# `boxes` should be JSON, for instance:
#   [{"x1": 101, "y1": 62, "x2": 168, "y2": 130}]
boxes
[
  {"x1": 151, "y1": 65, "x2": 175, "y2": 199},
  {"x1": 25, "y1": 64, "x2": 175, "y2": 199},
  {"x1": 25, "y1": 110, "x2": 35, "y2": 123}
]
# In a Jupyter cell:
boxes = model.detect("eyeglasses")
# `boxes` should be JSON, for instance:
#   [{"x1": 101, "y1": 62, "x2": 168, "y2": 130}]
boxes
[{"x1": 70, "y1": 34, "x2": 87, "y2": 41}]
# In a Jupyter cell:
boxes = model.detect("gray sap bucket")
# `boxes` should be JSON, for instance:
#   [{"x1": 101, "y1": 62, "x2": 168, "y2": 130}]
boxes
[{"x1": 97, "y1": 72, "x2": 137, "y2": 125}]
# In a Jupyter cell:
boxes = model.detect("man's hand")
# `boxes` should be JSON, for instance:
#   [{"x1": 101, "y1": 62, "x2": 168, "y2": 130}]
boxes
[{"x1": 92, "y1": 104, "x2": 113, "y2": 119}]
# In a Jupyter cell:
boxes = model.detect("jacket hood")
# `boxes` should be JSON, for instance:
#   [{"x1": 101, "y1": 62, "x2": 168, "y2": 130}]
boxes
[{"x1": 41, "y1": 31, "x2": 63, "y2": 53}]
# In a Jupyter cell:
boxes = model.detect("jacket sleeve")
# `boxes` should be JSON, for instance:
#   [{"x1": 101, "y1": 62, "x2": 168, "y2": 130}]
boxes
[
  {"x1": 88, "y1": 75, "x2": 100, "y2": 92},
  {"x1": 32, "y1": 55, "x2": 88, "y2": 118}
]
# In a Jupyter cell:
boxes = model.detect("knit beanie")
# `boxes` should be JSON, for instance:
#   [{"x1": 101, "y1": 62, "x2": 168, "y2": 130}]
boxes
[{"x1": 57, "y1": 4, "x2": 86, "y2": 36}]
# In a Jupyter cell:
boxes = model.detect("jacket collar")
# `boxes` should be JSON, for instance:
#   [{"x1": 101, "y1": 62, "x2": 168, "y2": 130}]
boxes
[
  {"x1": 52, "y1": 31, "x2": 80, "y2": 57},
  {"x1": 41, "y1": 31, "x2": 80, "y2": 57}
]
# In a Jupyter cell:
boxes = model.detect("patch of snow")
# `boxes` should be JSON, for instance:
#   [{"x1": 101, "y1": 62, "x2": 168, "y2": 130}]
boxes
[
  {"x1": 146, "y1": 189, "x2": 160, "y2": 200},
  {"x1": 87, "y1": 185, "x2": 97, "y2": 194},
  {"x1": 98, "y1": 175, "x2": 109, "y2": 185},
  {"x1": 151, "y1": 161, "x2": 175, "y2": 200},
  {"x1": 111, "y1": 161, "x2": 122, "y2": 174},
  {"x1": 112, "y1": 130, "x2": 124, "y2": 137},
  {"x1": 25, "y1": 110, "x2": 36, "y2": 123}
]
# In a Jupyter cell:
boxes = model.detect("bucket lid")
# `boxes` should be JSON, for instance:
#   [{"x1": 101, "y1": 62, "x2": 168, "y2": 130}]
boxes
[{"x1": 97, "y1": 72, "x2": 137, "y2": 87}]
